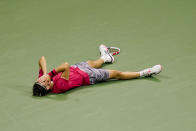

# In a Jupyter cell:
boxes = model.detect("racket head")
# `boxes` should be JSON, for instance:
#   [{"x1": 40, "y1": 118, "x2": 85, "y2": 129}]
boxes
[{"x1": 107, "y1": 46, "x2": 120, "y2": 56}]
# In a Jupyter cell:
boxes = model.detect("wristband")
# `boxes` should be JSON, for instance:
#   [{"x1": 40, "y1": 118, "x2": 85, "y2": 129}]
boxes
[{"x1": 48, "y1": 69, "x2": 57, "y2": 79}]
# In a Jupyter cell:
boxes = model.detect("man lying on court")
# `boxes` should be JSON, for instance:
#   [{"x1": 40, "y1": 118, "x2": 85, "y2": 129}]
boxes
[{"x1": 33, "y1": 44, "x2": 162, "y2": 96}]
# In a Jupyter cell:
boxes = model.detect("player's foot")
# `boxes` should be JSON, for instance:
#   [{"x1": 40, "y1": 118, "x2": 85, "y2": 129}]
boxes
[
  {"x1": 99, "y1": 44, "x2": 114, "y2": 63},
  {"x1": 139, "y1": 65, "x2": 162, "y2": 77}
]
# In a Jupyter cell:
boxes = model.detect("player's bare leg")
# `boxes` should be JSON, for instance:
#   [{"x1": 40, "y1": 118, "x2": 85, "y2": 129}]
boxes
[
  {"x1": 108, "y1": 70, "x2": 140, "y2": 79},
  {"x1": 108, "y1": 65, "x2": 162, "y2": 80},
  {"x1": 87, "y1": 59, "x2": 105, "y2": 68}
]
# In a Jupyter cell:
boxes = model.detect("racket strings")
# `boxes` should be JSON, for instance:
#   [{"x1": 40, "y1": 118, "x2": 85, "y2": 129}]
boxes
[{"x1": 108, "y1": 47, "x2": 120, "y2": 56}]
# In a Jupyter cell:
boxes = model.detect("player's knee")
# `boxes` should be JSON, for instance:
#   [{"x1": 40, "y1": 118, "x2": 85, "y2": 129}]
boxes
[{"x1": 114, "y1": 70, "x2": 122, "y2": 79}]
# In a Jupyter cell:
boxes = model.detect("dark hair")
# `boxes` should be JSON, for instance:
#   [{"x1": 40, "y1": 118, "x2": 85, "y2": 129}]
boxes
[{"x1": 33, "y1": 83, "x2": 49, "y2": 96}]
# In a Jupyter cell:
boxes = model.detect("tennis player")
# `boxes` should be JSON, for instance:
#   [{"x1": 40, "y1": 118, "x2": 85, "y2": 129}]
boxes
[{"x1": 33, "y1": 45, "x2": 162, "y2": 96}]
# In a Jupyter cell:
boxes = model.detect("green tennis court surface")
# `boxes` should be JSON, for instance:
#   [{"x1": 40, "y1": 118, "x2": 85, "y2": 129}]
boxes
[{"x1": 0, "y1": 0, "x2": 196, "y2": 130}]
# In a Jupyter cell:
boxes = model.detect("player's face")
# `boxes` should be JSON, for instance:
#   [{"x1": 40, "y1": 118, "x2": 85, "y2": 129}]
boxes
[
  {"x1": 38, "y1": 80, "x2": 51, "y2": 90},
  {"x1": 37, "y1": 75, "x2": 51, "y2": 90}
]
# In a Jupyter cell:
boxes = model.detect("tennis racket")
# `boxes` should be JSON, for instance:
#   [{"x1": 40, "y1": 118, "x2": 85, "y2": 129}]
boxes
[{"x1": 107, "y1": 47, "x2": 120, "y2": 56}]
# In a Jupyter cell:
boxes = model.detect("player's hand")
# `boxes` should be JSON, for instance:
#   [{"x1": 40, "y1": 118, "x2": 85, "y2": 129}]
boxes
[{"x1": 37, "y1": 74, "x2": 51, "y2": 85}]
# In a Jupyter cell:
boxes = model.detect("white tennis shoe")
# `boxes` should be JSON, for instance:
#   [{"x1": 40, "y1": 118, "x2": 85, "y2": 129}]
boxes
[
  {"x1": 99, "y1": 44, "x2": 114, "y2": 63},
  {"x1": 139, "y1": 65, "x2": 162, "y2": 77}
]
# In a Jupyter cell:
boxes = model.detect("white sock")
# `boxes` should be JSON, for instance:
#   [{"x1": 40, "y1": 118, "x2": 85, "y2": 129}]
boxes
[
  {"x1": 139, "y1": 68, "x2": 151, "y2": 77},
  {"x1": 139, "y1": 71, "x2": 145, "y2": 77}
]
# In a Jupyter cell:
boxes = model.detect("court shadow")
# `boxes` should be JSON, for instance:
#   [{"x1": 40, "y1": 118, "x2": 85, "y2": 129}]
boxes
[
  {"x1": 140, "y1": 76, "x2": 162, "y2": 82},
  {"x1": 156, "y1": 75, "x2": 171, "y2": 79},
  {"x1": 43, "y1": 93, "x2": 69, "y2": 101}
]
